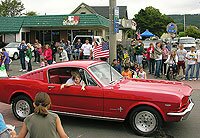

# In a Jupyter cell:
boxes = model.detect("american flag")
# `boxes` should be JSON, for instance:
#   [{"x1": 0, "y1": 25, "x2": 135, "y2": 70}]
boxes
[{"x1": 93, "y1": 42, "x2": 109, "y2": 59}]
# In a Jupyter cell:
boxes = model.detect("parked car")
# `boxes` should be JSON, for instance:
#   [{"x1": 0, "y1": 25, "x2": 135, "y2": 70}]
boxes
[
  {"x1": 0, "y1": 61, "x2": 194, "y2": 136},
  {"x1": 4, "y1": 42, "x2": 20, "y2": 60},
  {"x1": 195, "y1": 38, "x2": 200, "y2": 44},
  {"x1": 179, "y1": 37, "x2": 196, "y2": 51},
  {"x1": 72, "y1": 35, "x2": 102, "y2": 46}
]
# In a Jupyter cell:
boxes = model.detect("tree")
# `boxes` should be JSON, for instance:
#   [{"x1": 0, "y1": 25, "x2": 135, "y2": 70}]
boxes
[
  {"x1": 134, "y1": 6, "x2": 174, "y2": 37},
  {"x1": 0, "y1": 0, "x2": 25, "y2": 17},
  {"x1": 177, "y1": 23, "x2": 184, "y2": 33},
  {"x1": 25, "y1": 11, "x2": 37, "y2": 16},
  {"x1": 185, "y1": 26, "x2": 200, "y2": 38}
]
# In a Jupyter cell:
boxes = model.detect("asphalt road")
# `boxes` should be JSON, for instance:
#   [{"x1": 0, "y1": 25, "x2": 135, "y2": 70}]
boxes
[{"x1": 2, "y1": 58, "x2": 200, "y2": 138}]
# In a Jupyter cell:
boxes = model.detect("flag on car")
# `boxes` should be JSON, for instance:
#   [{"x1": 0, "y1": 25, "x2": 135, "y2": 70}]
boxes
[{"x1": 93, "y1": 42, "x2": 109, "y2": 59}]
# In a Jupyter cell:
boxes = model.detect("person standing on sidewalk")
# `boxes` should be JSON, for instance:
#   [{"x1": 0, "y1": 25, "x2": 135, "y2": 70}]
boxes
[
  {"x1": 1, "y1": 48, "x2": 11, "y2": 76},
  {"x1": 128, "y1": 40, "x2": 136, "y2": 62},
  {"x1": 162, "y1": 44, "x2": 169, "y2": 75},
  {"x1": 185, "y1": 46, "x2": 197, "y2": 81},
  {"x1": 147, "y1": 43, "x2": 155, "y2": 74},
  {"x1": 18, "y1": 40, "x2": 27, "y2": 72},
  {"x1": 44, "y1": 44, "x2": 53, "y2": 65},
  {"x1": 195, "y1": 47, "x2": 200, "y2": 80},
  {"x1": 135, "y1": 40, "x2": 145, "y2": 67},
  {"x1": 26, "y1": 43, "x2": 32, "y2": 72},
  {"x1": 177, "y1": 44, "x2": 187, "y2": 77},
  {"x1": 154, "y1": 42, "x2": 163, "y2": 78},
  {"x1": 81, "y1": 39, "x2": 92, "y2": 60}
]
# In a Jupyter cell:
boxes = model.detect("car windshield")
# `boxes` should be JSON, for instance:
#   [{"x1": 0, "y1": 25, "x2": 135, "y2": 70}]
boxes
[
  {"x1": 5, "y1": 43, "x2": 19, "y2": 48},
  {"x1": 179, "y1": 38, "x2": 195, "y2": 44},
  {"x1": 89, "y1": 63, "x2": 123, "y2": 86}
]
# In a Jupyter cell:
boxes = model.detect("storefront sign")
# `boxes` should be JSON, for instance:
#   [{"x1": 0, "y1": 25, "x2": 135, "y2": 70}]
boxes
[{"x1": 63, "y1": 16, "x2": 80, "y2": 25}]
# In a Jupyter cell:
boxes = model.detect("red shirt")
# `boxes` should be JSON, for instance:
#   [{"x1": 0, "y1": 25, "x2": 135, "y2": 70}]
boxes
[
  {"x1": 44, "y1": 48, "x2": 52, "y2": 61},
  {"x1": 147, "y1": 47, "x2": 154, "y2": 60}
]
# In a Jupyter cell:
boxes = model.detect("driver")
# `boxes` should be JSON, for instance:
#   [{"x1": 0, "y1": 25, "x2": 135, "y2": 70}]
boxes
[{"x1": 60, "y1": 71, "x2": 86, "y2": 90}]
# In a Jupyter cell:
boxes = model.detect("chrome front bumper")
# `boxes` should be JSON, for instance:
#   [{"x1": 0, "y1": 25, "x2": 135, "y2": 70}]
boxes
[{"x1": 167, "y1": 101, "x2": 194, "y2": 119}]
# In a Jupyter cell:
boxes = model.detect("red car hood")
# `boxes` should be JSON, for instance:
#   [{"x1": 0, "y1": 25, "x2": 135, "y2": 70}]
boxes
[{"x1": 114, "y1": 79, "x2": 192, "y2": 97}]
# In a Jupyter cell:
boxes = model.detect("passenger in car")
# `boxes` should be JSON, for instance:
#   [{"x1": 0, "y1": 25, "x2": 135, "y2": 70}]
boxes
[{"x1": 60, "y1": 73, "x2": 86, "y2": 90}]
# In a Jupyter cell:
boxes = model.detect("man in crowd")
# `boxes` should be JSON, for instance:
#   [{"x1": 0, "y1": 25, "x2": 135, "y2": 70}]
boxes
[
  {"x1": 185, "y1": 46, "x2": 197, "y2": 81},
  {"x1": 134, "y1": 40, "x2": 145, "y2": 67},
  {"x1": 18, "y1": 40, "x2": 27, "y2": 72},
  {"x1": 177, "y1": 44, "x2": 187, "y2": 77},
  {"x1": 128, "y1": 40, "x2": 136, "y2": 62},
  {"x1": 74, "y1": 39, "x2": 82, "y2": 60},
  {"x1": 81, "y1": 39, "x2": 92, "y2": 59},
  {"x1": 1, "y1": 48, "x2": 11, "y2": 75}
]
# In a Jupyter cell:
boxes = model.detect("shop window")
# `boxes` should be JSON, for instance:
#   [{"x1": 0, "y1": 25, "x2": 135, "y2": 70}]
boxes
[
  {"x1": 21, "y1": 32, "x2": 25, "y2": 41},
  {"x1": 0, "y1": 35, "x2": 2, "y2": 42},
  {"x1": 26, "y1": 32, "x2": 30, "y2": 43},
  {"x1": 52, "y1": 30, "x2": 60, "y2": 43},
  {"x1": 44, "y1": 30, "x2": 51, "y2": 45}
]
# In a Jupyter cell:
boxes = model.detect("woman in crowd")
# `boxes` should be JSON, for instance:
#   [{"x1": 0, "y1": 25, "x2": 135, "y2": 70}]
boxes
[
  {"x1": 147, "y1": 43, "x2": 155, "y2": 74},
  {"x1": 162, "y1": 44, "x2": 169, "y2": 75},
  {"x1": 154, "y1": 42, "x2": 163, "y2": 78},
  {"x1": 44, "y1": 44, "x2": 53, "y2": 65},
  {"x1": 59, "y1": 47, "x2": 69, "y2": 62},
  {"x1": 26, "y1": 43, "x2": 33, "y2": 72},
  {"x1": 17, "y1": 92, "x2": 69, "y2": 138}
]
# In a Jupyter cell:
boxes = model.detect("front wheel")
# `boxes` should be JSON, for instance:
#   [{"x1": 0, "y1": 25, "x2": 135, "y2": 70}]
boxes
[
  {"x1": 128, "y1": 106, "x2": 163, "y2": 136},
  {"x1": 12, "y1": 95, "x2": 34, "y2": 121},
  {"x1": 13, "y1": 52, "x2": 19, "y2": 60}
]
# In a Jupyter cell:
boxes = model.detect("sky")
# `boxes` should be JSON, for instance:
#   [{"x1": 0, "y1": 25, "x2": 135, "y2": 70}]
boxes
[{"x1": 21, "y1": 0, "x2": 200, "y2": 18}]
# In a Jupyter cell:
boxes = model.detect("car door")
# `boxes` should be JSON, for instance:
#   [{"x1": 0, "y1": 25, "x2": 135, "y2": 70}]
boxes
[{"x1": 46, "y1": 67, "x2": 104, "y2": 117}]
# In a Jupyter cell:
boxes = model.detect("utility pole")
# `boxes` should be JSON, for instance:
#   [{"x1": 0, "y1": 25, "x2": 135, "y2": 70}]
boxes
[
  {"x1": 184, "y1": 14, "x2": 186, "y2": 32},
  {"x1": 109, "y1": 0, "x2": 117, "y2": 64}
]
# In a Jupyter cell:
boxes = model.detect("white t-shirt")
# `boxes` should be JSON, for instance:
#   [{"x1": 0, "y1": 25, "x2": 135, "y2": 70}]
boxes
[
  {"x1": 81, "y1": 43, "x2": 92, "y2": 56},
  {"x1": 66, "y1": 77, "x2": 84, "y2": 86},
  {"x1": 138, "y1": 71, "x2": 146, "y2": 79},
  {"x1": 155, "y1": 54, "x2": 162, "y2": 60},
  {"x1": 186, "y1": 51, "x2": 197, "y2": 65},
  {"x1": 177, "y1": 49, "x2": 187, "y2": 61},
  {"x1": 197, "y1": 50, "x2": 200, "y2": 63}
]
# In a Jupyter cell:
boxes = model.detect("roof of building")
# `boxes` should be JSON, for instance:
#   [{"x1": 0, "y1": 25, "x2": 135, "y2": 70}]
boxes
[
  {"x1": 91, "y1": 6, "x2": 128, "y2": 19},
  {"x1": 0, "y1": 17, "x2": 24, "y2": 33},
  {"x1": 0, "y1": 14, "x2": 110, "y2": 33}
]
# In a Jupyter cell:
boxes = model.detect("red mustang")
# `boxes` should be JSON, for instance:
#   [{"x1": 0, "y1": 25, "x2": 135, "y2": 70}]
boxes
[{"x1": 0, "y1": 61, "x2": 194, "y2": 136}]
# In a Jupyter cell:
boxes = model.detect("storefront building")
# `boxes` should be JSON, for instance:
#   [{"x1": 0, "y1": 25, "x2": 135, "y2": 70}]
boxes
[
  {"x1": 0, "y1": 14, "x2": 109, "y2": 44},
  {"x1": 0, "y1": 3, "x2": 136, "y2": 45}
]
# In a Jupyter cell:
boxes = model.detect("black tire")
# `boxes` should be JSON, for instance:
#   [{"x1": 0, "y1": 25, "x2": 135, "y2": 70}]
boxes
[
  {"x1": 13, "y1": 52, "x2": 19, "y2": 60},
  {"x1": 12, "y1": 95, "x2": 34, "y2": 121},
  {"x1": 128, "y1": 106, "x2": 163, "y2": 136}
]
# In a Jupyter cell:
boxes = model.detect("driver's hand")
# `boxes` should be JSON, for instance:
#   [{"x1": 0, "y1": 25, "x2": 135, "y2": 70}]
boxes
[
  {"x1": 81, "y1": 86, "x2": 86, "y2": 91},
  {"x1": 60, "y1": 84, "x2": 65, "y2": 89}
]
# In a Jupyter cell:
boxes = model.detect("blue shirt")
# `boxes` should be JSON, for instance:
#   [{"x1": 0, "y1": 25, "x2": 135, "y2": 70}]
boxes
[
  {"x1": 112, "y1": 64, "x2": 122, "y2": 73},
  {"x1": 0, "y1": 113, "x2": 7, "y2": 134},
  {"x1": 18, "y1": 44, "x2": 27, "y2": 53},
  {"x1": 2, "y1": 52, "x2": 10, "y2": 64}
]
